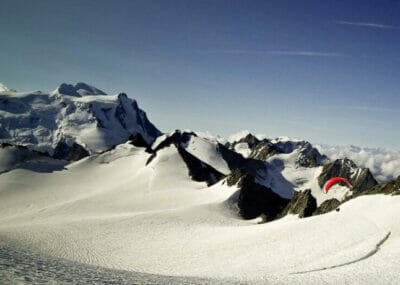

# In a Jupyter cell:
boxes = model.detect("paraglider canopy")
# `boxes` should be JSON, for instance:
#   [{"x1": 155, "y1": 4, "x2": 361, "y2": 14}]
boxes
[{"x1": 324, "y1": 177, "x2": 353, "y2": 193}]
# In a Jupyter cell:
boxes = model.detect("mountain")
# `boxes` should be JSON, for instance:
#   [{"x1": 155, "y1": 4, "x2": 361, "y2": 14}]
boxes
[
  {"x1": 318, "y1": 158, "x2": 377, "y2": 192},
  {"x1": 1, "y1": 84, "x2": 400, "y2": 284},
  {"x1": 0, "y1": 83, "x2": 161, "y2": 161},
  {"x1": 0, "y1": 82, "x2": 11, "y2": 92}
]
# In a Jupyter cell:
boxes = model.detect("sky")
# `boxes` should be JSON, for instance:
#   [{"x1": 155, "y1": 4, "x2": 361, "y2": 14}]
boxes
[{"x1": 0, "y1": 0, "x2": 399, "y2": 150}]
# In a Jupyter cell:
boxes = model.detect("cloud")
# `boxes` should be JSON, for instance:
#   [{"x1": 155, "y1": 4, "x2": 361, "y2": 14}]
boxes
[
  {"x1": 335, "y1": 20, "x2": 400, "y2": 30},
  {"x1": 266, "y1": 51, "x2": 348, "y2": 57},
  {"x1": 315, "y1": 144, "x2": 400, "y2": 182},
  {"x1": 342, "y1": 105, "x2": 400, "y2": 113},
  {"x1": 195, "y1": 49, "x2": 349, "y2": 57}
]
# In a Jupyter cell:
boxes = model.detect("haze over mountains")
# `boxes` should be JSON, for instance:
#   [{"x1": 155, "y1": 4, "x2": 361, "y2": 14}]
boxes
[{"x1": 0, "y1": 83, "x2": 400, "y2": 284}]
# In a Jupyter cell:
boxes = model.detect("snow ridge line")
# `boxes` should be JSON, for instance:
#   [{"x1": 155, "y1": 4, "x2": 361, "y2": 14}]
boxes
[{"x1": 291, "y1": 231, "x2": 391, "y2": 274}]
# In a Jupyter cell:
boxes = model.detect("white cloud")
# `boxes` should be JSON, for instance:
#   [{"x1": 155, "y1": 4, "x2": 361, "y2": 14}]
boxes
[
  {"x1": 342, "y1": 106, "x2": 400, "y2": 113},
  {"x1": 265, "y1": 51, "x2": 348, "y2": 57},
  {"x1": 316, "y1": 144, "x2": 400, "y2": 182},
  {"x1": 195, "y1": 50, "x2": 349, "y2": 57},
  {"x1": 335, "y1": 20, "x2": 400, "y2": 30}
]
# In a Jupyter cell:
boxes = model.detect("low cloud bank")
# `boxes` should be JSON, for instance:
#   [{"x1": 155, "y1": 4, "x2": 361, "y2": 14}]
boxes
[{"x1": 316, "y1": 145, "x2": 400, "y2": 182}]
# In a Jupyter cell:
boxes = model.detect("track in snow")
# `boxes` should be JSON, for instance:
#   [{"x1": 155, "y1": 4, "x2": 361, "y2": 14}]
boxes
[{"x1": 291, "y1": 231, "x2": 391, "y2": 274}]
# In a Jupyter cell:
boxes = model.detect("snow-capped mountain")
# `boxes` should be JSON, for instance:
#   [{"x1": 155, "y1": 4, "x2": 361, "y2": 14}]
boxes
[
  {"x1": 0, "y1": 83, "x2": 161, "y2": 160},
  {"x1": 0, "y1": 82, "x2": 11, "y2": 92},
  {"x1": 1, "y1": 83, "x2": 400, "y2": 284}
]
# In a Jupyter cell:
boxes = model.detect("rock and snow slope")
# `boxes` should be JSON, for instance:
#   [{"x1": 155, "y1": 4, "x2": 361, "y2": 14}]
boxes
[
  {"x1": 1, "y1": 85, "x2": 400, "y2": 284},
  {"x1": 0, "y1": 142, "x2": 399, "y2": 284},
  {"x1": 0, "y1": 83, "x2": 160, "y2": 158}
]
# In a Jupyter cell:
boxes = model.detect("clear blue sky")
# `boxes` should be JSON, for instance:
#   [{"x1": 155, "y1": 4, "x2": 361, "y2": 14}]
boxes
[{"x1": 1, "y1": 0, "x2": 399, "y2": 149}]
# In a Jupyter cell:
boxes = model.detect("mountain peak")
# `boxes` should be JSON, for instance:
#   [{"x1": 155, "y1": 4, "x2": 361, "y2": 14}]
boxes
[
  {"x1": 228, "y1": 130, "x2": 251, "y2": 143},
  {"x1": 0, "y1": 84, "x2": 161, "y2": 159},
  {"x1": 0, "y1": 82, "x2": 12, "y2": 92},
  {"x1": 53, "y1": 82, "x2": 107, "y2": 97}
]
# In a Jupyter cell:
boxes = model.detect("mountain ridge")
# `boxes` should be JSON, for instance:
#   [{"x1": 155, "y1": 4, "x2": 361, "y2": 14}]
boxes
[{"x1": 0, "y1": 82, "x2": 398, "y2": 223}]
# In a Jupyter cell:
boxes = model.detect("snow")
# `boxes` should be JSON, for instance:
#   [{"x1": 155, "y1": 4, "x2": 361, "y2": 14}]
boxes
[
  {"x1": 0, "y1": 84, "x2": 160, "y2": 156},
  {"x1": 262, "y1": 149, "x2": 353, "y2": 205},
  {"x1": 227, "y1": 130, "x2": 267, "y2": 143},
  {"x1": 233, "y1": 142, "x2": 252, "y2": 158},
  {"x1": 228, "y1": 130, "x2": 251, "y2": 143},
  {"x1": 1, "y1": 91, "x2": 400, "y2": 284},
  {"x1": 1, "y1": 143, "x2": 400, "y2": 284},
  {"x1": 185, "y1": 136, "x2": 230, "y2": 175},
  {"x1": 0, "y1": 82, "x2": 11, "y2": 92}
]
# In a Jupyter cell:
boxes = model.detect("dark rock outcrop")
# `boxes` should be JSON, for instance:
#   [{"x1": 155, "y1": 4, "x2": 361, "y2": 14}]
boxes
[
  {"x1": 318, "y1": 158, "x2": 377, "y2": 192},
  {"x1": 233, "y1": 172, "x2": 290, "y2": 220},
  {"x1": 226, "y1": 168, "x2": 246, "y2": 187},
  {"x1": 151, "y1": 130, "x2": 195, "y2": 153},
  {"x1": 146, "y1": 131, "x2": 224, "y2": 185},
  {"x1": 249, "y1": 140, "x2": 280, "y2": 161},
  {"x1": 56, "y1": 82, "x2": 106, "y2": 97},
  {"x1": 53, "y1": 141, "x2": 90, "y2": 161},
  {"x1": 295, "y1": 142, "x2": 327, "y2": 168},
  {"x1": 218, "y1": 143, "x2": 266, "y2": 176},
  {"x1": 354, "y1": 176, "x2": 400, "y2": 196},
  {"x1": 279, "y1": 189, "x2": 317, "y2": 218},
  {"x1": 228, "y1": 133, "x2": 261, "y2": 150},
  {"x1": 128, "y1": 133, "x2": 152, "y2": 152},
  {"x1": 176, "y1": 146, "x2": 224, "y2": 186}
]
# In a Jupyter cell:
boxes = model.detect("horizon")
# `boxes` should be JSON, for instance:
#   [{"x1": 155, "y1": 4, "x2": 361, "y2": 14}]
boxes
[{"x1": 1, "y1": 0, "x2": 399, "y2": 150}]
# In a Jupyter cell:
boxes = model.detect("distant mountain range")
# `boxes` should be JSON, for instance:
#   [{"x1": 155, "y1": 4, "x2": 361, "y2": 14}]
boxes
[
  {"x1": 2, "y1": 82, "x2": 400, "y2": 283},
  {"x1": 1, "y1": 82, "x2": 398, "y2": 222}
]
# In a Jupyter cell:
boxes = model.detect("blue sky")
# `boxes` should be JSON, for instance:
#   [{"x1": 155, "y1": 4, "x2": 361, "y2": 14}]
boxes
[{"x1": 1, "y1": 0, "x2": 399, "y2": 149}]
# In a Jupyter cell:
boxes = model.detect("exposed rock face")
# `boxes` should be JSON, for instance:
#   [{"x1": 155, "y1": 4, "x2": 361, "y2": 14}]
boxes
[
  {"x1": 313, "y1": 199, "x2": 341, "y2": 215},
  {"x1": 249, "y1": 140, "x2": 280, "y2": 161},
  {"x1": 218, "y1": 143, "x2": 266, "y2": 176},
  {"x1": 228, "y1": 133, "x2": 261, "y2": 150},
  {"x1": 128, "y1": 133, "x2": 152, "y2": 152},
  {"x1": 226, "y1": 133, "x2": 280, "y2": 160},
  {"x1": 226, "y1": 168, "x2": 246, "y2": 187},
  {"x1": 295, "y1": 142, "x2": 327, "y2": 168},
  {"x1": 355, "y1": 176, "x2": 400, "y2": 196},
  {"x1": 232, "y1": 171, "x2": 290, "y2": 220},
  {"x1": 151, "y1": 130, "x2": 196, "y2": 153},
  {"x1": 279, "y1": 189, "x2": 317, "y2": 218},
  {"x1": 318, "y1": 158, "x2": 377, "y2": 192},
  {"x1": 56, "y1": 82, "x2": 107, "y2": 97},
  {"x1": 53, "y1": 141, "x2": 90, "y2": 161},
  {"x1": 177, "y1": 146, "x2": 224, "y2": 186},
  {"x1": 147, "y1": 131, "x2": 224, "y2": 185}
]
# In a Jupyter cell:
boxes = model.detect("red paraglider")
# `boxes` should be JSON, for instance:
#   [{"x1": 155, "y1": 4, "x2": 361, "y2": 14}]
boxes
[{"x1": 324, "y1": 177, "x2": 353, "y2": 193}]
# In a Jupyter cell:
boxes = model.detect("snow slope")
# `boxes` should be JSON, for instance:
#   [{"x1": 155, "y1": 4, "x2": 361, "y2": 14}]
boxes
[
  {"x1": 1, "y1": 143, "x2": 399, "y2": 284},
  {"x1": 0, "y1": 83, "x2": 160, "y2": 156},
  {"x1": 185, "y1": 135, "x2": 230, "y2": 175}
]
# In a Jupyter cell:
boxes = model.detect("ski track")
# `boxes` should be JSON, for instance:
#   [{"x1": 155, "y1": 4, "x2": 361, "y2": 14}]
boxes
[{"x1": 291, "y1": 231, "x2": 391, "y2": 275}]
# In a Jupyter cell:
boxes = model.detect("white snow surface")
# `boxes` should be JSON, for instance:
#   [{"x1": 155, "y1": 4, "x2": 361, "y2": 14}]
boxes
[
  {"x1": 1, "y1": 144, "x2": 400, "y2": 284},
  {"x1": 233, "y1": 142, "x2": 252, "y2": 158},
  {"x1": 228, "y1": 130, "x2": 252, "y2": 143},
  {"x1": 185, "y1": 135, "x2": 230, "y2": 175},
  {"x1": 0, "y1": 84, "x2": 160, "y2": 155},
  {"x1": 0, "y1": 82, "x2": 11, "y2": 92}
]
